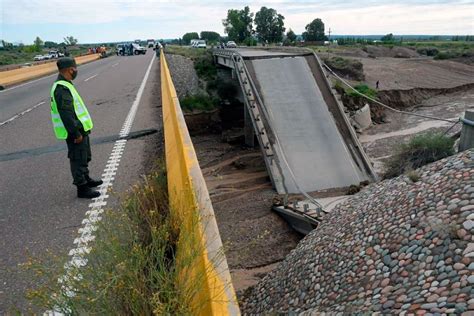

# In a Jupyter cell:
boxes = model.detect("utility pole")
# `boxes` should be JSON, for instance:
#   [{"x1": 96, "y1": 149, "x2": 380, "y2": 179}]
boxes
[{"x1": 328, "y1": 27, "x2": 331, "y2": 42}]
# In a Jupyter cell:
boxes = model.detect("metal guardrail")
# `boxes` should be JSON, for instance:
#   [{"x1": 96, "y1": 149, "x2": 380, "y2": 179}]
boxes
[{"x1": 160, "y1": 52, "x2": 240, "y2": 315}]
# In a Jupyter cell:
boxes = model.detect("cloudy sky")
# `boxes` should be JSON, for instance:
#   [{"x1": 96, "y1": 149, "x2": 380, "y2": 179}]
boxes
[{"x1": 1, "y1": 0, "x2": 473, "y2": 44}]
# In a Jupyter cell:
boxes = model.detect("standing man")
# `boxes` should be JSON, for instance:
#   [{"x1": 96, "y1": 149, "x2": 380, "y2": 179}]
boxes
[{"x1": 50, "y1": 57, "x2": 102, "y2": 198}]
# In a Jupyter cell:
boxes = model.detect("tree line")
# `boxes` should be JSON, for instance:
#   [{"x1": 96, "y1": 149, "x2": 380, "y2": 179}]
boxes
[
  {"x1": 1, "y1": 36, "x2": 79, "y2": 52},
  {"x1": 180, "y1": 6, "x2": 327, "y2": 46}
]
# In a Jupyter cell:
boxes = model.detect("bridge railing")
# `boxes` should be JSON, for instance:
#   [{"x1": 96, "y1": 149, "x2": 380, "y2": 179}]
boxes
[{"x1": 160, "y1": 52, "x2": 240, "y2": 315}]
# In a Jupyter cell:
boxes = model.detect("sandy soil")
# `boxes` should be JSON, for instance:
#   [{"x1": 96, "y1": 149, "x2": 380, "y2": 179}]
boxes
[
  {"x1": 191, "y1": 133, "x2": 301, "y2": 293},
  {"x1": 357, "y1": 57, "x2": 474, "y2": 90}
]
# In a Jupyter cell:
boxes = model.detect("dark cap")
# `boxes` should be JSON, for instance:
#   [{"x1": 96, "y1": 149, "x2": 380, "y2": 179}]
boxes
[{"x1": 56, "y1": 57, "x2": 76, "y2": 70}]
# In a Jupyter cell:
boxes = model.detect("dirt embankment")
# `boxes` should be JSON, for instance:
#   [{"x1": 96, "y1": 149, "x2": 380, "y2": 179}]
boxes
[{"x1": 377, "y1": 83, "x2": 474, "y2": 109}]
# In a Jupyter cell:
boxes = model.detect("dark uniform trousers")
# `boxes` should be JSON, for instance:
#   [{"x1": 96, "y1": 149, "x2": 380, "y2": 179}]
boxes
[{"x1": 66, "y1": 134, "x2": 91, "y2": 186}]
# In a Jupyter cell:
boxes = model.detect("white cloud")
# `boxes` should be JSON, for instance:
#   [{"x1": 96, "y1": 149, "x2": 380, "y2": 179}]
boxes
[{"x1": 1, "y1": 0, "x2": 473, "y2": 42}]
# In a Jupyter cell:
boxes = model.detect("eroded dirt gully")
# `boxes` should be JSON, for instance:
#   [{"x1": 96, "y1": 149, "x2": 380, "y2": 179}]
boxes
[
  {"x1": 165, "y1": 53, "x2": 301, "y2": 295},
  {"x1": 324, "y1": 50, "x2": 474, "y2": 175}
]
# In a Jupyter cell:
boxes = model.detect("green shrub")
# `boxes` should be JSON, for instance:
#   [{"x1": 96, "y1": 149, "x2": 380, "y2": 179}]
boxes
[
  {"x1": 194, "y1": 52, "x2": 217, "y2": 81},
  {"x1": 416, "y1": 47, "x2": 439, "y2": 56},
  {"x1": 180, "y1": 94, "x2": 216, "y2": 112},
  {"x1": 244, "y1": 37, "x2": 257, "y2": 46},
  {"x1": 347, "y1": 84, "x2": 377, "y2": 99},
  {"x1": 383, "y1": 133, "x2": 455, "y2": 179}
]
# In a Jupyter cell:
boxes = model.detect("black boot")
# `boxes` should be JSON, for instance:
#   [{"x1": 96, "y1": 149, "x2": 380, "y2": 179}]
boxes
[
  {"x1": 77, "y1": 185, "x2": 101, "y2": 199},
  {"x1": 86, "y1": 177, "x2": 103, "y2": 188}
]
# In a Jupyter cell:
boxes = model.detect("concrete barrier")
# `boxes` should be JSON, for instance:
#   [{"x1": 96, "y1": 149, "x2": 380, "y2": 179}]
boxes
[
  {"x1": 0, "y1": 54, "x2": 101, "y2": 89},
  {"x1": 160, "y1": 52, "x2": 240, "y2": 315}
]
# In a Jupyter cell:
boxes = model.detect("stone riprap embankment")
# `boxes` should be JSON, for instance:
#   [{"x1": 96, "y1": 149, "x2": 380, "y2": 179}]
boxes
[
  {"x1": 165, "y1": 53, "x2": 200, "y2": 99},
  {"x1": 242, "y1": 150, "x2": 474, "y2": 314}
]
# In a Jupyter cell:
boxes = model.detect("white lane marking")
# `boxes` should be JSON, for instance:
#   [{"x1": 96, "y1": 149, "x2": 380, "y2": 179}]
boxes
[
  {"x1": 112, "y1": 62, "x2": 119, "y2": 67},
  {"x1": 0, "y1": 101, "x2": 46, "y2": 127},
  {"x1": 84, "y1": 74, "x2": 98, "y2": 82},
  {"x1": 45, "y1": 53, "x2": 156, "y2": 315},
  {"x1": 0, "y1": 73, "x2": 57, "y2": 93}
]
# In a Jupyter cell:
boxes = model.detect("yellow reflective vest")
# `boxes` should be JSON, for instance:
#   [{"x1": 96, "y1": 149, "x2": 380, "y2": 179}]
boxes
[{"x1": 50, "y1": 80, "x2": 93, "y2": 139}]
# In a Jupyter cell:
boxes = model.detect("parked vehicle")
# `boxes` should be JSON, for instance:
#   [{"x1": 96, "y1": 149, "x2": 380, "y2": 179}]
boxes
[
  {"x1": 34, "y1": 55, "x2": 45, "y2": 61},
  {"x1": 147, "y1": 39, "x2": 155, "y2": 48},
  {"x1": 116, "y1": 44, "x2": 125, "y2": 56},
  {"x1": 194, "y1": 40, "x2": 207, "y2": 49},
  {"x1": 132, "y1": 43, "x2": 147, "y2": 55},
  {"x1": 47, "y1": 50, "x2": 64, "y2": 59},
  {"x1": 226, "y1": 41, "x2": 237, "y2": 48}
]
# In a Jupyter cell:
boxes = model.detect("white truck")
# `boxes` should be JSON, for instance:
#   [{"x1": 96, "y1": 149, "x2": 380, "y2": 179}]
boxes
[{"x1": 132, "y1": 43, "x2": 147, "y2": 55}]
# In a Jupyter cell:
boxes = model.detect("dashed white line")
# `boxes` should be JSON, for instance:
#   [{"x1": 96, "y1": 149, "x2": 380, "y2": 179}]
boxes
[
  {"x1": 84, "y1": 74, "x2": 98, "y2": 82},
  {"x1": 0, "y1": 101, "x2": 46, "y2": 127},
  {"x1": 45, "y1": 53, "x2": 156, "y2": 315},
  {"x1": 112, "y1": 62, "x2": 120, "y2": 67}
]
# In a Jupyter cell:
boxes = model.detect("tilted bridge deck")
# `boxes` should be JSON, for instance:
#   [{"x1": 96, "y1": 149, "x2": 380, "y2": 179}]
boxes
[{"x1": 213, "y1": 48, "x2": 377, "y2": 196}]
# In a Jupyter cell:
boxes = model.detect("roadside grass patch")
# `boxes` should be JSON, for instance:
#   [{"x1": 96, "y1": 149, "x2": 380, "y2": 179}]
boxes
[
  {"x1": 165, "y1": 45, "x2": 208, "y2": 60},
  {"x1": 180, "y1": 94, "x2": 217, "y2": 112},
  {"x1": 347, "y1": 84, "x2": 378, "y2": 100},
  {"x1": 383, "y1": 133, "x2": 455, "y2": 179},
  {"x1": 25, "y1": 164, "x2": 194, "y2": 315}
]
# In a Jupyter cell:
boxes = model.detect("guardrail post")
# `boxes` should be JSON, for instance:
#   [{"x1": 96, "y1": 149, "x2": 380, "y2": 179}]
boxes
[
  {"x1": 244, "y1": 106, "x2": 255, "y2": 147},
  {"x1": 459, "y1": 110, "x2": 474, "y2": 151}
]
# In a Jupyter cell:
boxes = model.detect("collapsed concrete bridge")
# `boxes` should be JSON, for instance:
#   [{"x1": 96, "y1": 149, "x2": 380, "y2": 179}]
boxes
[{"x1": 213, "y1": 48, "x2": 377, "y2": 196}]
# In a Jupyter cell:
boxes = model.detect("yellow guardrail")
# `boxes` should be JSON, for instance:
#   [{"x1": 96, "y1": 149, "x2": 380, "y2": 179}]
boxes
[
  {"x1": 160, "y1": 52, "x2": 240, "y2": 315},
  {"x1": 0, "y1": 54, "x2": 101, "y2": 88}
]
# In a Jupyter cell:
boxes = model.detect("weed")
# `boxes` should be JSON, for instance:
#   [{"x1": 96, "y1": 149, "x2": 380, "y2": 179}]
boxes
[
  {"x1": 383, "y1": 133, "x2": 455, "y2": 179},
  {"x1": 180, "y1": 94, "x2": 217, "y2": 112},
  {"x1": 347, "y1": 84, "x2": 377, "y2": 100},
  {"x1": 406, "y1": 170, "x2": 421, "y2": 183},
  {"x1": 194, "y1": 52, "x2": 217, "y2": 82},
  {"x1": 25, "y1": 164, "x2": 193, "y2": 315}
]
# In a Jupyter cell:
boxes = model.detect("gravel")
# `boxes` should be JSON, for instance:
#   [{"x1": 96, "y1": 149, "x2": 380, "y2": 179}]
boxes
[
  {"x1": 241, "y1": 150, "x2": 474, "y2": 314},
  {"x1": 165, "y1": 53, "x2": 201, "y2": 99}
]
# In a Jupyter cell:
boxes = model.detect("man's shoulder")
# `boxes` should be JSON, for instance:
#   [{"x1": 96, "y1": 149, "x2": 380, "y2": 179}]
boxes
[{"x1": 54, "y1": 82, "x2": 73, "y2": 99}]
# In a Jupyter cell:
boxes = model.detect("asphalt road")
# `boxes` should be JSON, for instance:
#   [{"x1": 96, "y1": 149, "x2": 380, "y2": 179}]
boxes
[{"x1": 0, "y1": 50, "x2": 163, "y2": 312}]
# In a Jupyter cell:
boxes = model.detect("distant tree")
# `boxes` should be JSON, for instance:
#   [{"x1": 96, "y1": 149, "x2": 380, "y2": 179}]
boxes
[
  {"x1": 63, "y1": 36, "x2": 78, "y2": 46},
  {"x1": 200, "y1": 31, "x2": 220, "y2": 43},
  {"x1": 182, "y1": 32, "x2": 199, "y2": 45},
  {"x1": 223, "y1": 6, "x2": 253, "y2": 42},
  {"x1": 254, "y1": 7, "x2": 285, "y2": 43},
  {"x1": 286, "y1": 29, "x2": 297, "y2": 43},
  {"x1": 381, "y1": 33, "x2": 394, "y2": 42},
  {"x1": 44, "y1": 41, "x2": 58, "y2": 48},
  {"x1": 33, "y1": 36, "x2": 43, "y2": 52},
  {"x1": 302, "y1": 18, "x2": 326, "y2": 42},
  {"x1": 1, "y1": 40, "x2": 13, "y2": 50}
]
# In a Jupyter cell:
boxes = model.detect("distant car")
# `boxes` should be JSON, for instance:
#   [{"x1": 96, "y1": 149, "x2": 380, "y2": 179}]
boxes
[
  {"x1": 116, "y1": 44, "x2": 125, "y2": 56},
  {"x1": 195, "y1": 40, "x2": 207, "y2": 49},
  {"x1": 34, "y1": 55, "x2": 45, "y2": 61},
  {"x1": 147, "y1": 39, "x2": 155, "y2": 48},
  {"x1": 132, "y1": 43, "x2": 147, "y2": 55},
  {"x1": 226, "y1": 41, "x2": 237, "y2": 48},
  {"x1": 47, "y1": 50, "x2": 63, "y2": 59}
]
